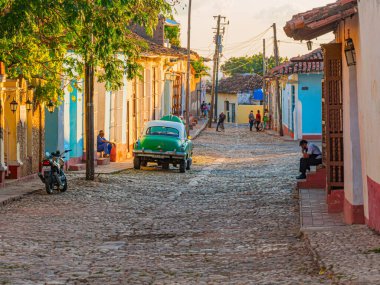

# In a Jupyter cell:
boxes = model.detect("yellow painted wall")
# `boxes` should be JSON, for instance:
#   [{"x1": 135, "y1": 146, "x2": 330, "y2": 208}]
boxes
[{"x1": 237, "y1": 105, "x2": 264, "y2": 124}]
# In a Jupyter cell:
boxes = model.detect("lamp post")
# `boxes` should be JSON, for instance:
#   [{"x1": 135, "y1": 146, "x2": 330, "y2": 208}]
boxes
[
  {"x1": 306, "y1": 40, "x2": 313, "y2": 51},
  {"x1": 46, "y1": 101, "x2": 55, "y2": 113},
  {"x1": 10, "y1": 98, "x2": 18, "y2": 113},
  {"x1": 25, "y1": 98, "x2": 33, "y2": 111},
  {"x1": 344, "y1": 38, "x2": 356, "y2": 66},
  {"x1": 185, "y1": 0, "x2": 192, "y2": 136}
]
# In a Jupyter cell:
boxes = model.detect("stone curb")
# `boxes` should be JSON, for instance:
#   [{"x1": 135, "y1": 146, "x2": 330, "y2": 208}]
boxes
[
  {"x1": 191, "y1": 120, "x2": 208, "y2": 140},
  {"x1": 0, "y1": 186, "x2": 42, "y2": 207}
]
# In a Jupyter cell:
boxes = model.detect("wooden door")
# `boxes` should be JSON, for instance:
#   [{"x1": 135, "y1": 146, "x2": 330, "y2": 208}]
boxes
[
  {"x1": 323, "y1": 43, "x2": 344, "y2": 192},
  {"x1": 172, "y1": 76, "x2": 181, "y2": 116}
]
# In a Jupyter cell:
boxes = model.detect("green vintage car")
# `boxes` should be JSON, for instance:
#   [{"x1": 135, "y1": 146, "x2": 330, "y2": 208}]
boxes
[{"x1": 133, "y1": 115, "x2": 193, "y2": 173}]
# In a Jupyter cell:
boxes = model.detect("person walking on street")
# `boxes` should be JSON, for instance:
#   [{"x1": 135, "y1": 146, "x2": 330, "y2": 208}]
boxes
[
  {"x1": 248, "y1": 110, "x2": 255, "y2": 131},
  {"x1": 201, "y1": 101, "x2": 206, "y2": 117},
  {"x1": 263, "y1": 109, "x2": 269, "y2": 130},
  {"x1": 255, "y1": 110, "x2": 262, "y2": 132},
  {"x1": 296, "y1": 140, "x2": 322, "y2": 179},
  {"x1": 216, "y1": 112, "x2": 226, "y2": 132}
]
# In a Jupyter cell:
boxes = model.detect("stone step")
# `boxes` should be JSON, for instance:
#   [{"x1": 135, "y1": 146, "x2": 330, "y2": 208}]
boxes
[
  {"x1": 69, "y1": 164, "x2": 86, "y2": 171},
  {"x1": 97, "y1": 157, "x2": 110, "y2": 166}
]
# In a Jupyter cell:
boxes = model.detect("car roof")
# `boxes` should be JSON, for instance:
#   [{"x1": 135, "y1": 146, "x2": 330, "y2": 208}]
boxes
[{"x1": 145, "y1": 120, "x2": 185, "y2": 134}]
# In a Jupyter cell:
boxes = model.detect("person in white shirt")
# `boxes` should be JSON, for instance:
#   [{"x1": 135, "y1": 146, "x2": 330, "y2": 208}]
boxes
[{"x1": 297, "y1": 139, "x2": 322, "y2": 179}]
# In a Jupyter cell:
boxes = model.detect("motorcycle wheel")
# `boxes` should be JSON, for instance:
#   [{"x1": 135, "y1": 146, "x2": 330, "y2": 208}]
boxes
[
  {"x1": 61, "y1": 177, "x2": 68, "y2": 192},
  {"x1": 45, "y1": 182, "x2": 53, "y2": 195}
]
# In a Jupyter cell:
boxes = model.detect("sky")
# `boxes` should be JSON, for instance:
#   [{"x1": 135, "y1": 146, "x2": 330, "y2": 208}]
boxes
[{"x1": 173, "y1": 0, "x2": 335, "y2": 63}]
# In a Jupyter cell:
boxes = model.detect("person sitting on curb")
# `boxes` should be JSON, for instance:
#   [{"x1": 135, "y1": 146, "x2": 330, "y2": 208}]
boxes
[
  {"x1": 297, "y1": 139, "x2": 322, "y2": 179},
  {"x1": 97, "y1": 130, "x2": 115, "y2": 158},
  {"x1": 216, "y1": 112, "x2": 226, "y2": 132}
]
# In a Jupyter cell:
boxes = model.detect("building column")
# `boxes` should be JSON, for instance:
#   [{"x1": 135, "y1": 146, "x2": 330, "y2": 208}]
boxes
[
  {"x1": 343, "y1": 64, "x2": 364, "y2": 224},
  {"x1": 0, "y1": 79, "x2": 7, "y2": 185}
]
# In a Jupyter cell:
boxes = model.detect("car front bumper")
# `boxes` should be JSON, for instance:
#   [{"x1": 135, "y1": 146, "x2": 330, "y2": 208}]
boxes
[{"x1": 133, "y1": 150, "x2": 186, "y2": 160}]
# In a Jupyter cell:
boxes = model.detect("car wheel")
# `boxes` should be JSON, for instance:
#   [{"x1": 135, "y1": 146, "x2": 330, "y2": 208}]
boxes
[
  {"x1": 179, "y1": 160, "x2": 186, "y2": 173},
  {"x1": 162, "y1": 163, "x2": 169, "y2": 170},
  {"x1": 133, "y1": 157, "x2": 141, "y2": 170},
  {"x1": 186, "y1": 158, "x2": 192, "y2": 170}
]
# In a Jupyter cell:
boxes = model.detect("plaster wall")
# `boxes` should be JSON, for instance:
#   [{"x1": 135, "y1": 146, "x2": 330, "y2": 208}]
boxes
[
  {"x1": 357, "y1": 0, "x2": 380, "y2": 228},
  {"x1": 337, "y1": 16, "x2": 364, "y2": 208}
]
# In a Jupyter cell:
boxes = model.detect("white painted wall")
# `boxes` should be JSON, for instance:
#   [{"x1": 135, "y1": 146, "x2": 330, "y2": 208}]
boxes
[
  {"x1": 337, "y1": 15, "x2": 364, "y2": 207},
  {"x1": 357, "y1": 0, "x2": 380, "y2": 217}
]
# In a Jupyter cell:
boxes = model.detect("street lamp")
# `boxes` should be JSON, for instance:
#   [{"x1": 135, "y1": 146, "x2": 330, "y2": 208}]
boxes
[
  {"x1": 46, "y1": 101, "x2": 55, "y2": 113},
  {"x1": 344, "y1": 38, "x2": 356, "y2": 66},
  {"x1": 10, "y1": 98, "x2": 18, "y2": 113},
  {"x1": 306, "y1": 40, "x2": 313, "y2": 51},
  {"x1": 25, "y1": 98, "x2": 33, "y2": 111}
]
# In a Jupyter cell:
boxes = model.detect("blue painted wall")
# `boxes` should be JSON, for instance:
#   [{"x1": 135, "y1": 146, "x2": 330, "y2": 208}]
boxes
[
  {"x1": 44, "y1": 109, "x2": 59, "y2": 153},
  {"x1": 69, "y1": 82, "x2": 84, "y2": 159},
  {"x1": 298, "y1": 73, "x2": 322, "y2": 135}
]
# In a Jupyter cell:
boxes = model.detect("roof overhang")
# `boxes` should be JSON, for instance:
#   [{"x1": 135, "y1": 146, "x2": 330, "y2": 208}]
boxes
[{"x1": 284, "y1": 0, "x2": 358, "y2": 41}]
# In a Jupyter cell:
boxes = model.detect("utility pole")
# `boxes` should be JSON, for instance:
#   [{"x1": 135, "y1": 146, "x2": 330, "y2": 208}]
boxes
[
  {"x1": 262, "y1": 38, "x2": 266, "y2": 111},
  {"x1": 185, "y1": 0, "x2": 192, "y2": 135},
  {"x1": 209, "y1": 15, "x2": 227, "y2": 127},
  {"x1": 273, "y1": 23, "x2": 283, "y2": 136}
]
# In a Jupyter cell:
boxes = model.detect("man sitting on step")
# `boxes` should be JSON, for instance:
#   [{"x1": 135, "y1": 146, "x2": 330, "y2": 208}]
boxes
[
  {"x1": 297, "y1": 139, "x2": 322, "y2": 180},
  {"x1": 97, "y1": 130, "x2": 115, "y2": 158}
]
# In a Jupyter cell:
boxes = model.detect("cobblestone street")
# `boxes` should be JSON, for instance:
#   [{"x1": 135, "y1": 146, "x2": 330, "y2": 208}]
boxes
[{"x1": 0, "y1": 125, "x2": 328, "y2": 284}]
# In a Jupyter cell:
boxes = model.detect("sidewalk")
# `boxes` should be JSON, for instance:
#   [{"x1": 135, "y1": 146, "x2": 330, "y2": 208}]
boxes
[{"x1": 299, "y1": 188, "x2": 380, "y2": 284}]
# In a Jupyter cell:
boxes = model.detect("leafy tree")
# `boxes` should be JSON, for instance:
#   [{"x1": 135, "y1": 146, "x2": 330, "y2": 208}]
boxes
[
  {"x1": 0, "y1": 0, "x2": 175, "y2": 179},
  {"x1": 0, "y1": 0, "x2": 175, "y2": 103},
  {"x1": 221, "y1": 54, "x2": 287, "y2": 76},
  {"x1": 191, "y1": 58, "x2": 209, "y2": 78},
  {"x1": 164, "y1": 23, "x2": 181, "y2": 47}
]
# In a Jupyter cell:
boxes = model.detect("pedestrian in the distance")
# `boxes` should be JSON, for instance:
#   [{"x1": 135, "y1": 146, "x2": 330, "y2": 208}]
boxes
[
  {"x1": 263, "y1": 109, "x2": 269, "y2": 130},
  {"x1": 255, "y1": 110, "x2": 262, "y2": 132},
  {"x1": 201, "y1": 101, "x2": 206, "y2": 117},
  {"x1": 248, "y1": 110, "x2": 255, "y2": 131},
  {"x1": 216, "y1": 112, "x2": 226, "y2": 132},
  {"x1": 204, "y1": 103, "x2": 210, "y2": 118}
]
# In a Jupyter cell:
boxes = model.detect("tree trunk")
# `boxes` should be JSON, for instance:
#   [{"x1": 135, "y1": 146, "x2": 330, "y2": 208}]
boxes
[{"x1": 85, "y1": 62, "x2": 95, "y2": 180}]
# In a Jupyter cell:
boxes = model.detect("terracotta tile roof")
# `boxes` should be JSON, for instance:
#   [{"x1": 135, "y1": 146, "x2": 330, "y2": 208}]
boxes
[
  {"x1": 269, "y1": 48, "x2": 324, "y2": 76},
  {"x1": 284, "y1": 0, "x2": 358, "y2": 41},
  {"x1": 129, "y1": 33, "x2": 183, "y2": 57},
  {"x1": 207, "y1": 74, "x2": 263, "y2": 94}
]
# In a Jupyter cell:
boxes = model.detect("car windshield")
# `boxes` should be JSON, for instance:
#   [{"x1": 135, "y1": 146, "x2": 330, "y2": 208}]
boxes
[{"x1": 146, "y1": 126, "x2": 180, "y2": 137}]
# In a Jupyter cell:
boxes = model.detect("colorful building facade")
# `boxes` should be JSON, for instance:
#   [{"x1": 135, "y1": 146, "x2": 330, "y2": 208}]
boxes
[
  {"x1": 284, "y1": 0, "x2": 380, "y2": 232},
  {"x1": 268, "y1": 49, "x2": 324, "y2": 140}
]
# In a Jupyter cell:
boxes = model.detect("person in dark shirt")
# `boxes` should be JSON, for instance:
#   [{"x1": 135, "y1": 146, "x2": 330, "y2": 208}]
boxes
[
  {"x1": 255, "y1": 110, "x2": 262, "y2": 132},
  {"x1": 97, "y1": 130, "x2": 114, "y2": 157},
  {"x1": 216, "y1": 112, "x2": 226, "y2": 132},
  {"x1": 297, "y1": 139, "x2": 322, "y2": 179}
]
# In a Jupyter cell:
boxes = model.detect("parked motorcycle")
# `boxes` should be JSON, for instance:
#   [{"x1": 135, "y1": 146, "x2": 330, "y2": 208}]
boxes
[{"x1": 38, "y1": 149, "x2": 71, "y2": 194}]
